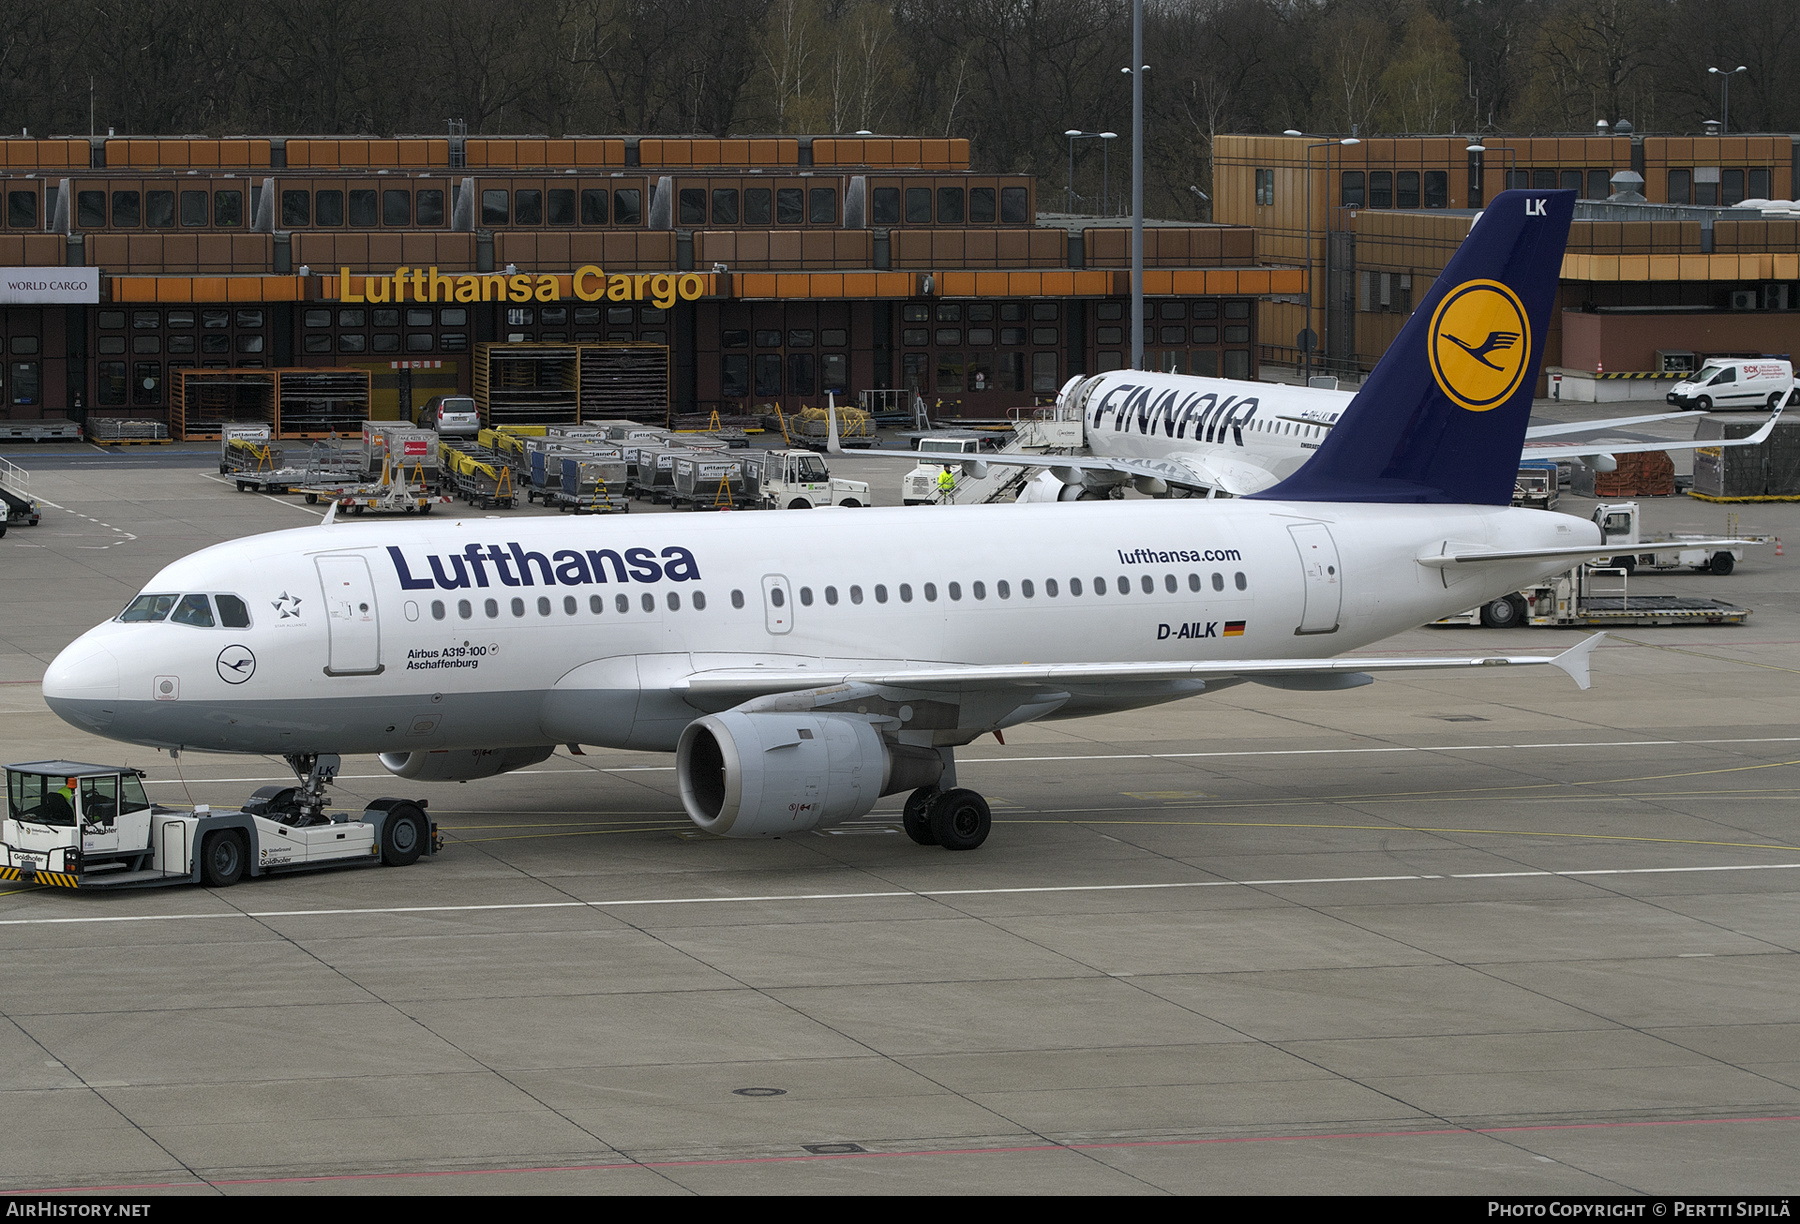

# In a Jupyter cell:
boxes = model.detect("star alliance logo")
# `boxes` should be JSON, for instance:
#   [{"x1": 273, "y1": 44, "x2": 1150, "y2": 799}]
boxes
[{"x1": 272, "y1": 592, "x2": 303, "y2": 619}]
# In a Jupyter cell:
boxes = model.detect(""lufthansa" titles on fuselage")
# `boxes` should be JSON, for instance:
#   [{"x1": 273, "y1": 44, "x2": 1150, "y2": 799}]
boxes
[{"x1": 388, "y1": 543, "x2": 700, "y2": 591}]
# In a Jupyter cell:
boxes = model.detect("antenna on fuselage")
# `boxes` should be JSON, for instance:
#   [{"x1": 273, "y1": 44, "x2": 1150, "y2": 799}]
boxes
[
  {"x1": 321, "y1": 498, "x2": 338, "y2": 527},
  {"x1": 826, "y1": 390, "x2": 842, "y2": 454}
]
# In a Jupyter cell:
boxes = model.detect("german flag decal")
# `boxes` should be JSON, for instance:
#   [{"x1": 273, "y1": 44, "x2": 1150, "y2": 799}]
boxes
[{"x1": 1223, "y1": 621, "x2": 1246, "y2": 637}]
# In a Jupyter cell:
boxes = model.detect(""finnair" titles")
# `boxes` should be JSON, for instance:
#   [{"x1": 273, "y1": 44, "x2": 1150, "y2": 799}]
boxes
[{"x1": 389, "y1": 543, "x2": 700, "y2": 591}]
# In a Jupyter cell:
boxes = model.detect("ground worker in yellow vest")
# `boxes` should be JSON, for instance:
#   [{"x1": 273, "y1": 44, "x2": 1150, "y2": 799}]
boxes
[{"x1": 937, "y1": 465, "x2": 956, "y2": 504}]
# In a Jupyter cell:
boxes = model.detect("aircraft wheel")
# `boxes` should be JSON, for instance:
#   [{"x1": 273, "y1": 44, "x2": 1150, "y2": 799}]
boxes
[
  {"x1": 928, "y1": 789, "x2": 991, "y2": 851},
  {"x1": 902, "y1": 788, "x2": 939, "y2": 846},
  {"x1": 1711, "y1": 551, "x2": 1735, "y2": 576},
  {"x1": 381, "y1": 804, "x2": 426, "y2": 867},
  {"x1": 201, "y1": 830, "x2": 247, "y2": 887},
  {"x1": 1479, "y1": 596, "x2": 1523, "y2": 628}
]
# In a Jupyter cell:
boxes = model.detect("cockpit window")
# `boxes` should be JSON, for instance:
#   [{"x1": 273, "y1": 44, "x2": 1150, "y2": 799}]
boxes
[
  {"x1": 170, "y1": 594, "x2": 215, "y2": 627},
  {"x1": 119, "y1": 594, "x2": 179, "y2": 622},
  {"x1": 216, "y1": 594, "x2": 251, "y2": 628}
]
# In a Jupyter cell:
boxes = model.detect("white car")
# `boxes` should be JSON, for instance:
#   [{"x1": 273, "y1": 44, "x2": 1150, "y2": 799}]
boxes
[
  {"x1": 1667, "y1": 359, "x2": 1794, "y2": 412},
  {"x1": 417, "y1": 394, "x2": 481, "y2": 437}
]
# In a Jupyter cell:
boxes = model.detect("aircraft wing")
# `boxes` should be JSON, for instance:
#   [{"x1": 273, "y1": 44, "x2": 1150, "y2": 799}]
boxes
[
  {"x1": 1523, "y1": 411, "x2": 1692, "y2": 438},
  {"x1": 970, "y1": 451, "x2": 1276, "y2": 495},
  {"x1": 1520, "y1": 405, "x2": 1782, "y2": 461},
  {"x1": 673, "y1": 633, "x2": 1602, "y2": 700}
]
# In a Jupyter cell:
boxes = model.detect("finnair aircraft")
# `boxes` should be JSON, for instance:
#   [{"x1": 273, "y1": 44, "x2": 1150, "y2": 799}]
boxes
[
  {"x1": 980, "y1": 307, "x2": 1781, "y2": 502},
  {"x1": 1007, "y1": 370, "x2": 1778, "y2": 500},
  {"x1": 46, "y1": 190, "x2": 1623, "y2": 852}
]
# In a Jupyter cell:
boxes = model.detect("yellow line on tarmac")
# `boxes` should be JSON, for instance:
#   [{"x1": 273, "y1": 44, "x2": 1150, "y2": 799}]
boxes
[
  {"x1": 1007, "y1": 817, "x2": 1798, "y2": 852},
  {"x1": 1612, "y1": 635, "x2": 1800, "y2": 676},
  {"x1": 449, "y1": 823, "x2": 689, "y2": 844}
]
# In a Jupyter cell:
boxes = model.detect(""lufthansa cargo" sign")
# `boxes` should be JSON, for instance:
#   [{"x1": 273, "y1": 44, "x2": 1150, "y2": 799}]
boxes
[{"x1": 0, "y1": 268, "x2": 99, "y2": 304}]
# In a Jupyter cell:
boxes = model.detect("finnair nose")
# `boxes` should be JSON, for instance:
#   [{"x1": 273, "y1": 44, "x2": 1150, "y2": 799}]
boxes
[{"x1": 43, "y1": 641, "x2": 120, "y2": 706}]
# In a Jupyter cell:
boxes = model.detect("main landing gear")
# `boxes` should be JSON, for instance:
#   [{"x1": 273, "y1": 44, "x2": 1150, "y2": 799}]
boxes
[{"x1": 901, "y1": 786, "x2": 992, "y2": 851}]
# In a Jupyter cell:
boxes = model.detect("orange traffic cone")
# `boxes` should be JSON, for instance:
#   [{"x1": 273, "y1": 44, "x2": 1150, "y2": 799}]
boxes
[{"x1": 1777, "y1": 538, "x2": 1785, "y2": 556}]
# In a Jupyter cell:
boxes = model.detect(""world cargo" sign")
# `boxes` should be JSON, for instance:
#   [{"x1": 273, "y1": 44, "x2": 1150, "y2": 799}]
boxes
[
  {"x1": 335, "y1": 265, "x2": 712, "y2": 307},
  {"x1": 0, "y1": 268, "x2": 99, "y2": 304}
]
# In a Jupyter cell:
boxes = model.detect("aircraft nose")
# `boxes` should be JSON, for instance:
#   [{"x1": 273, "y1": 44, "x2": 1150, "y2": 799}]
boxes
[{"x1": 43, "y1": 642, "x2": 120, "y2": 703}]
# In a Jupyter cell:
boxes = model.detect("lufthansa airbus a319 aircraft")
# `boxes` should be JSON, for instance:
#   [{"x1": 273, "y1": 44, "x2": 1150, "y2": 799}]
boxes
[{"x1": 46, "y1": 190, "x2": 1625, "y2": 851}]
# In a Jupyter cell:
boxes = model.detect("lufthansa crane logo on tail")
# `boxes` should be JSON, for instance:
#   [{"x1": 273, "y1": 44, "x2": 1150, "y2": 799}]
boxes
[{"x1": 1428, "y1": 279, "x2": 1531, "y2": 412}]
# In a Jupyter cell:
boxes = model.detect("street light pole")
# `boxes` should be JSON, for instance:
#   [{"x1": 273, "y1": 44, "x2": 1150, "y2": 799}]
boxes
[
  {"x1": 1709, "y1": 65, "x2": 1748, "y2": 134},
  {"x1": 1064, "y1": 130, "x2": 1117, "y2": 213},
  {"x1": 1287, "y1": 131, "x2": 1359, "y2": 379},
  {"x1": 1127, "y1": 0, "x2": 1146, "y2": 370}
]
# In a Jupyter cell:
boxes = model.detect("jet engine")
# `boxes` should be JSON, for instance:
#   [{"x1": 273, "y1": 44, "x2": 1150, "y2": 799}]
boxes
[
  {"x1": 676, "y1": 712, "x2": 943, "y2": 837},
  {"x1": 378, "y1": 745, "x2": 556, "y2": 782}
]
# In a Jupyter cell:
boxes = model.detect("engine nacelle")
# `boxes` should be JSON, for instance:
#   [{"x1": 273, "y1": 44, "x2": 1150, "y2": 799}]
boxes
[
  {"x1": 379, "y1": 745, "x2": 555, "y2": 782},
  {"x1": 676, "y1": 712, "x2": 943, "y2": 837}
]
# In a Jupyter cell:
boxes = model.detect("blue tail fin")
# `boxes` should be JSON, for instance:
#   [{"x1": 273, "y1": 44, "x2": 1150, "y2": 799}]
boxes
[{"x1": 1251, "y1": 189, "x2": 1574, "y2": 505}]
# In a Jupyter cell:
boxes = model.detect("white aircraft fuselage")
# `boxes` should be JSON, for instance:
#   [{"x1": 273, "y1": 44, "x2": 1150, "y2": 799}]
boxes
[{"x1": 44, "y1": 497, "x2": 1591, "y2": 759}]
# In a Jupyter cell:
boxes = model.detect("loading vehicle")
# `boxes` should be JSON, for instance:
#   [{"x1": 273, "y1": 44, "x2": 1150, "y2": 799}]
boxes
[
  {"x1": 753, "y1": 450, "x2": 869, "y2": 509},
  {"x1": 1, "y1": 756, "x2": 438, "y2": 890}
]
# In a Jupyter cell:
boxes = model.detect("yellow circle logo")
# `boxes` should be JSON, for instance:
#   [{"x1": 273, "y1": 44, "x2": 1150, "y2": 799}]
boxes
[{"x1": 1428, "y1": 279, "x2": 1531, "y2": 412}]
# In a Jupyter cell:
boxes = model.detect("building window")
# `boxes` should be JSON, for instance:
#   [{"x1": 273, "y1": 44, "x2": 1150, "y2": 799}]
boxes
[
  {"x1": 112, "y1": 190, "x2": 140, "y2": 226},
  {"x1": 744, "y1": 188, "x2": 771, "y2": 224},
  {"x1": 515, "y1": 190, "x2": 543, "y2": 225},
  {"x1": 1396, "y1": 171, "x2": 1420, "y2": 209},
  {"x1": 581, "y1": 189, "x2": 608, "y2": 224},
  {"x1": 615, "y1": 188, "x2": 642, "y2": 225},
  {"x1": 873, "y1": 186, "x2": 900, "y2": 224},
  {"x1": 777, "y1": 187, "x2": 804, "y2": 224},
  {"x1": 1369, "y1": 172, "x2": 1392, "y2": 208},
  {"x1": 383, "y1": 190, "x2": 411, "y2": 226},
  {"x1": 180, "y1": 191, "x2": 208, "y2": 227},
  {"x1": 1424, "y1": 171, "x2": 1447, "y2": 208},
  {"x1": 809, "y1": 187, "x2": 836, "y2": 225},
  {"x1": 1255, "y1": 168, "x2": 1275, "y2": 206},
  {"x1": 282, "y1": 190, "x2": 310, "y2": 226},
  {"x1": 679, "y1": 187, "x2": 705, "y2": 225},
  {"x1": 316, "y1": 190, "x2": 343, "y2": 226},
  {"x1": 937, "y1": 187, "x2": 964, "y2": 223},
  {"x1": 906, "y1": 187, "x2": 932, "y2": 224},
  {"x1": 77, "y1": 191, "x2": 105, "y2": 228},
  {"x1": 1586, "y1": 169, "x2": 1611, "y2": 200},
  {"x1": 481, "y1": 189, "x2": 508, "y2": 225},
  {"x1": 712, "y1": 189, "x2": 738, "y2": 224},
  {"x1": 349, "y1": 189, "x2": 378, "y2": 226},
  {"x1": 1001, "y1": 186, "x2": 1029, "y2": 223},
  {"x1": 1341, "y1": 171, "x2": 1364, "y2": 208},
  {"x1": 1722, "y1": 169, "x2": 1745, "y2": 206},
  {"x1": 418, "y1": 189, "x2": 445, "y2": 225},
  {"x1": 1667, "y1": 169, "x2": 1691, "y2": 205},
  {"x1": 7, "y1": 190, "x2": 37, "y2": 228},
  {"x1": 969, "y1": 187, "x2": 995, "y2": 223}
]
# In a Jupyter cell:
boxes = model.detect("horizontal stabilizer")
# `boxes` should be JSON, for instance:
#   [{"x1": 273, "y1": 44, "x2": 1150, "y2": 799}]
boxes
[{"x1": 1417, "y1": 540, "x2": 1753, "y2": 568}]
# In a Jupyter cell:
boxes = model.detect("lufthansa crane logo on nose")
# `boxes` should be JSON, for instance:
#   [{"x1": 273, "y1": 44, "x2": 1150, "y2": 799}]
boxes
[
  {"x1": 1428, "y1": 279, "x2": 1531, "y2": 412},
  {"x1": 216, "y1": 645, "x2": 256, "y2": 685}
]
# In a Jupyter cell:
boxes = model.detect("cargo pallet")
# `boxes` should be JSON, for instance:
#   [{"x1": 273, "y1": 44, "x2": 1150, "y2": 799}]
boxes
[{"x1": 0, "y1": 421, "x2": 82, "y2": 442}]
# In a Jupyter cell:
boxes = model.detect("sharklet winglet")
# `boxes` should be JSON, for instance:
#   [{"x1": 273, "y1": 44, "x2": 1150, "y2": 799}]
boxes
[{"x1": 1550, "y1": 632, "x2": 1604, "y2": 691}]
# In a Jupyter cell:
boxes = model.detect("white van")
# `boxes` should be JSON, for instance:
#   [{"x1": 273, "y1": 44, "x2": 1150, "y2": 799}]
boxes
[{"x1": 1667, "y1": 359, "x2": 1794, "y2": 411}]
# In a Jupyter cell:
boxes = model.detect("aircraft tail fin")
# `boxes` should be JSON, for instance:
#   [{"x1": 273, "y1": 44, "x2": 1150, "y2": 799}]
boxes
[{"x1": 1251, "y1": 189, "x2": 1574, "y2": 505}]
